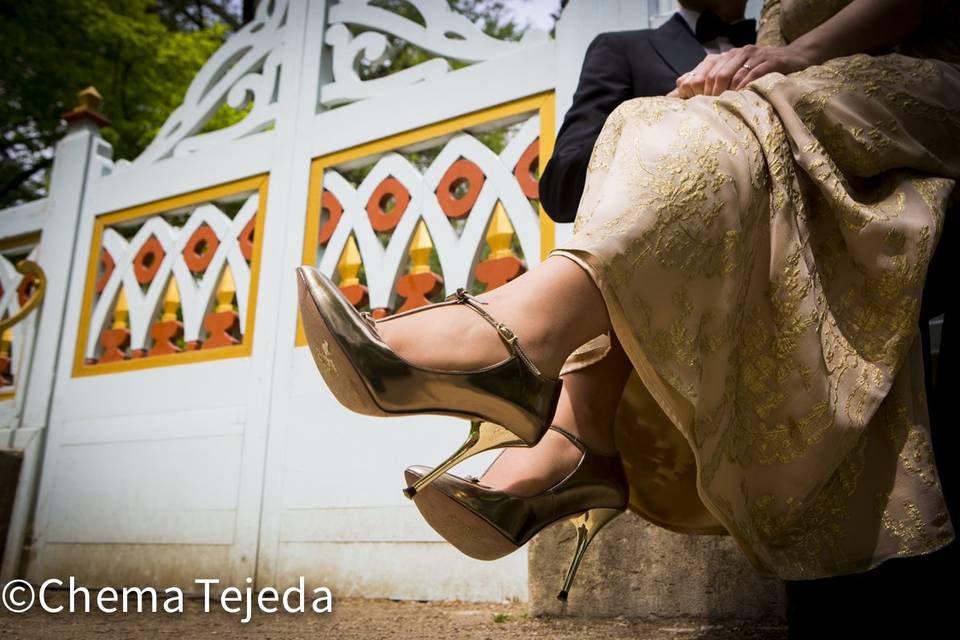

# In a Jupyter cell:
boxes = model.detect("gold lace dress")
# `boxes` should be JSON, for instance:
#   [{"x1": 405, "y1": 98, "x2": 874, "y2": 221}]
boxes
[{"x1": 549, "y1": 0, "x2": 960, "y2": 580}]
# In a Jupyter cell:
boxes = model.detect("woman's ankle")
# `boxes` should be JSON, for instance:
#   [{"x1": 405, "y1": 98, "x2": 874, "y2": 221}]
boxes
[{"x1": 375, "y1": 304, "x2": 512, "y2": 371}]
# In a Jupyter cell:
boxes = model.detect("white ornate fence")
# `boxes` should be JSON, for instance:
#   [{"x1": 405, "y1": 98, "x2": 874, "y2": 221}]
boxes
[{"x1": 0, "y1": 0, "x2": 705, "y2": 601}]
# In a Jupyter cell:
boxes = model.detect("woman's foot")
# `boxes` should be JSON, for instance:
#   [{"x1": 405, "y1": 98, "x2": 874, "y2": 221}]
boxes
[
  {"x1": 373, "y1": 256, "x2": 612, "y2": 379},
  {"x1": 473, "y1": 338, "x2": 632, "y2": 496},
  {"x1": 476, "y1": 428, "x2": 594, "y2": 496}
]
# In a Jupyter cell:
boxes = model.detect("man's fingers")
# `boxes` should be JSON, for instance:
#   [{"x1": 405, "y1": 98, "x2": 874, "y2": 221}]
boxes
[
  {"x1": 687, "y1": 67, "x2": 708, "y2": 96},
  {"x1": 735, "y1": 60, "x2": 773, "y2": 89},
  {"x1": 681, "y1": 54, "x2": 720, "y2": 97},
  {"x1": 675, "y1": 71, "x2": 697, "y2": 98},
  {"x1": 706, "y1": 49, "x2": 750, "y2": 95},
  {"x1": 730, "y1": 60, "x2": 755, "y2": 89}
]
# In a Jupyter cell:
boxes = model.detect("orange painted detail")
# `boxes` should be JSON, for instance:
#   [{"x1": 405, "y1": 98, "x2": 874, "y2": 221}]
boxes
[
  {"x1": 186, "y1": 340, "x2": 202, "y2": 351},
  {"x1": 366, "y1": 177, "x2": 409, "y2": 232},
  {"x1": 183, "y1": 224, "x2": 220, "y2": 273},
  {"x1": 130, "y1": 348, "x2": 147, "y2": 359},
  {"x1": 436, "y1": 158, "x2": 485, "y2": 219},
  {"x1": 202, "y1": 310, "x2": 240, "y2": 349},
  {"x1": 515, "y1": 139, "x2": 539, "y2": 199},
  {"x1": 95, "y1": 249, "x2": 115, "y2": 294},
  {"x1": 371, "y1": 308, "x2": 390, "y2": 319},
  {"x1": 16, "y1": 275, "x2": 36, "y2": 306},
  {"x1": 133, "y1": 236, "x2": 165, "y2": 284},
  {"x1": 99, "y1": 327, "x2": 130, "y2": 363},
  {"x1": 340, "y1": 283, "x2": 369, "y2": 308},
  {"x1": 149, "y1": 320, "x2": 183, "y2": 356},
  {"x1": 0, "y1": 355, "x2": 11, "y2": 387},
  {"x1": 318, "y1": 190, "x2": 343, "y2": 245},
  {"x1": 396, "y1": 272, "x2": 442, "y2": 313},
  {"x1": 239, "y1": 215, "x2": 257, "y2": 262},
  {"x1": 475, "y1": 256, "x2": 524, "y2": 292}
]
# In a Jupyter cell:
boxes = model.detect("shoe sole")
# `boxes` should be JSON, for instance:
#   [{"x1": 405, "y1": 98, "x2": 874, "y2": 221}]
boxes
[
  {"x1": 404, "y1": 469, "x2": 519, "y2": 561},
  {"x1": 296, "y1": 268, "x2": 390, "y2": 418}
]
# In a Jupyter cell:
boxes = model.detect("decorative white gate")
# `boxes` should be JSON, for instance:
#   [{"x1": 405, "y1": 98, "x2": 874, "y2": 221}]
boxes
[{"x1": 2, "y1": 0, "x2": 691, "y2": 601}]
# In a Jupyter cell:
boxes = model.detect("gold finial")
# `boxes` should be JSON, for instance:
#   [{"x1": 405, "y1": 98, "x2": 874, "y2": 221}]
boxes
[
  {"x1": 1, "y1": 327, "x2": 12, "y2": 356},
  {"x1": 486, "y1": 202, "x2": 516, "y2": 260},
  {"x1": 337, "y1": 235, "x2": 362, "y2": 287},
  {"x1": 214, "y1": 265, "x2": 237, "y2": 313},
  {"x1": 112, "y1": 287, "x2": 129, "y2": 329},
  {"x1": 161, "y1": 278, "x2": 181, "y2": 322},
  {"x1": 77, "y1": 87, "x2": 103, "y2": 112},
  {"x1": 62, "y1": 85, "x2": 110, "y2": 128},
  {"x1": 408, "y1": 220, "x2": 434, "y2": 275}
]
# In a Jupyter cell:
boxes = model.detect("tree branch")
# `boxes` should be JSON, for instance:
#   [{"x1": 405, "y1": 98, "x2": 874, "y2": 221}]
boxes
[
  {"x1": 0, "y1": 156, "x2": 53, "y2": 201},
  {"x1": 198, "y1": 0, "x2": 241, "y2": 29}
]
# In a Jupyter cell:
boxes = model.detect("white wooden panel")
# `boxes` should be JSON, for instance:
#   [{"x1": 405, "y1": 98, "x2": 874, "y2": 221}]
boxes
[
  {"x1": 46, "y1": 432, "x2": 242, "y2": 544},
  {"x1": 57, "y1": 405, "x2": 244, "y2": 445},
  {"x1": 279, "y1": 507, "x2": 444, "y2": 543},
  {"x1": 85, "y1": 133, "x2": 275, "y2": 215},
  {"x1": 0, "y1": 198, "x2": 48, "y2": 238}
]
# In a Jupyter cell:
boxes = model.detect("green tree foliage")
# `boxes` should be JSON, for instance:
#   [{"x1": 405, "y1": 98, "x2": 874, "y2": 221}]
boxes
[{"x1": 0, "y1": 0, "x2": 242, "y2": 207}]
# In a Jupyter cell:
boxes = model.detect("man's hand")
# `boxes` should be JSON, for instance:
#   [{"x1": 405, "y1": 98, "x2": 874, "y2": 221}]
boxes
[{"x1": 674, "y1": 45, "x2": 814, "y2": 97}]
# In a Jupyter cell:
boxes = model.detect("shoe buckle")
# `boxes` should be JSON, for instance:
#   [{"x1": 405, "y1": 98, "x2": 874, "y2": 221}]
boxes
[
  {"x1": 495, "y1": 322, "x2": 517, "y2": 343},
  {"x1": 358, "y1": 310, "x2": 374, "y2": 329},
  {"x1": 446, "y1": 287, "x2": 469, "y2": 303}
]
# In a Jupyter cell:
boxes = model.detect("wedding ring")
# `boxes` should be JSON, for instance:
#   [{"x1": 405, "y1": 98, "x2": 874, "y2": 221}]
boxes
[{"x1": 742, "y1": 62, "x2": 754, "y2": 70}]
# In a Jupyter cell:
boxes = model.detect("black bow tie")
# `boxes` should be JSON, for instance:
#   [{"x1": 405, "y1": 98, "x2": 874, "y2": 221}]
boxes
[{"x1": 694, "y1": 11, "x2": 756, "y2": 47}]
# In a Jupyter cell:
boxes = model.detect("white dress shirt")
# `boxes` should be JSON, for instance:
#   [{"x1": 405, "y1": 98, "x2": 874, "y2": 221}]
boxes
[{"x1": 677, "y1": 7, "x2": 736, "y2": 54}]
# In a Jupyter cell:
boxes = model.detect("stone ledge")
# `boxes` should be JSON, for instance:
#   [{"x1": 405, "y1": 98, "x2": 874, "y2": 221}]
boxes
[{"x1": 529, "y1": 510, "x2": 787, "y2": 621}]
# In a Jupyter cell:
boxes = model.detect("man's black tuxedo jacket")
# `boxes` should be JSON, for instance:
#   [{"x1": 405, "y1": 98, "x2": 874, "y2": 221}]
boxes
[{"x1": 539, "y1": 13, "x2": 709, "y2": 224}]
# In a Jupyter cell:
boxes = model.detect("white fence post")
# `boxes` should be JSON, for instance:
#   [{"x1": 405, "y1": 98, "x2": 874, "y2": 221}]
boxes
[{"x1": 1, "y1": 90, "x2": 111, "y2": 582}]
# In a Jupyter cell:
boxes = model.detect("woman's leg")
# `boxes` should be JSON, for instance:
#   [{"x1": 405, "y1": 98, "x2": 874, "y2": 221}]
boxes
[
  {"x1": 376, "y1": 254, "x2": 625, "y2": 495},
  {"x1": 479, "y1": 333, "x2": 633, "y2": 496},
  {"x1": 376, "y1": 254, "x2": 610, "y2": 379}
]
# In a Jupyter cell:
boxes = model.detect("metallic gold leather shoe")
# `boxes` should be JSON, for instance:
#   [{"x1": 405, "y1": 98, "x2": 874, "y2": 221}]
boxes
[
  {"x1": 404, "y1": 425, "x2": 628, "y2": 602},
  {"x1": 295, "y1": 265, "x2": 563, "y2": 497}
]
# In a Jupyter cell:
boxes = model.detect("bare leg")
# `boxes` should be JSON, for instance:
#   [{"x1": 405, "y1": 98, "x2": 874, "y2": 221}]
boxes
[
  {"x1": 376, "y1": 254, "x2": 609, "y2": 379},
  {"x1": 479, "y1": 334, "x2": 633, "y2": 496},
  {"x1": 375, "y1": 253, "x2": 624, "y2": 494}
]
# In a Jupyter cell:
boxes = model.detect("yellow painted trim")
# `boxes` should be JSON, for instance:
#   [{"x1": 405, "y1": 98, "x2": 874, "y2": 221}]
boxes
[
  {"x1": 0, "y1": 231, "x2": 42, "y2": 253},
  {"x1": 71, "y1": 174, "x2": 269, "y2": 377},
  {"x1": 0, "y1": 390, "x2": 15, "y2": 401},
  {"x1": 538, "y1": 92, "x2": 556, "y2": 260},
  {"x1": 297, "y1": 91, "x2": 557, "y2": 346}
]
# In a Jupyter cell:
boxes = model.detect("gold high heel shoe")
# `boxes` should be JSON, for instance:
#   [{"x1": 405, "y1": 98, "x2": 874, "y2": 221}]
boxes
[
  {"x1": 404, "y1": 424, "x2": 629, "y2": 601},
  {"x1": 295, "y1": 266, "x2": 563, "y2": 498}
]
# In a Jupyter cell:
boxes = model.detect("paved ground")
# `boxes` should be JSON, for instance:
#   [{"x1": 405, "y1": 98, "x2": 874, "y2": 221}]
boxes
[{"x1": 0, "y1": 592, "x2": 788, "y2": 639}]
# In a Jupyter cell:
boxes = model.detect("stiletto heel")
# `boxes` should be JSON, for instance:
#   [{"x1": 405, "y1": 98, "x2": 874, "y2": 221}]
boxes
[
  {"x1": 403, "y1": 420, "x2": 525, "y2": 498},
  {"x1": 404, "y1": 425, "x2": 629, "y2": 601},
  {"x1": 557, "y1": 507, "x2": 623, "y2": 601},
  {"x1": 295, "y1": 266, "x2": 563, "y2": 496}
]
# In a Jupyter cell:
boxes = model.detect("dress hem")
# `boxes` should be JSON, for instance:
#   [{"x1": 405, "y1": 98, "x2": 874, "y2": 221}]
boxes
[{"x1": 548, "y1": 247, "x2": 776, "y2": 576}]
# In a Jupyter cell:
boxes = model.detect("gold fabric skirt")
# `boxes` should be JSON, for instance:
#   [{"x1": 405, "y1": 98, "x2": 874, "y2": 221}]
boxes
[{"x1": 550, "y1": 52, "x2": 960, "y2": 580}]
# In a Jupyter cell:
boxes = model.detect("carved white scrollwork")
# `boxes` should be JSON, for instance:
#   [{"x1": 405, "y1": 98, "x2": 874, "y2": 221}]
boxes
[
  {"x1": 132, "y1": 0, "x2": 290, "y2": 165},
  {"x1": 321, "y1": 0, "x2": 549, "y2": 107}
]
